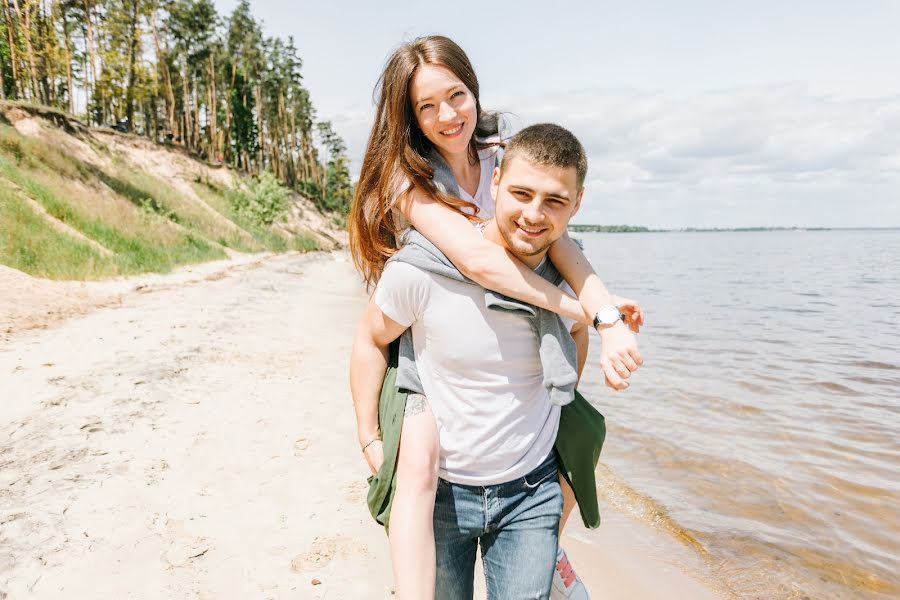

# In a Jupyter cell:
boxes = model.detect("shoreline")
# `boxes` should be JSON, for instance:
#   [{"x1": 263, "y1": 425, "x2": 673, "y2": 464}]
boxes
[{"x1": 1, "y1": 252, "x2": 728, "y2": 599}]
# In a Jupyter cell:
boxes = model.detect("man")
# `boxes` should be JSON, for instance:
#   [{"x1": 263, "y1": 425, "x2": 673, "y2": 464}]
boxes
[{"x1": 353, "y1": 124, "x2": 638, "y2": 598}]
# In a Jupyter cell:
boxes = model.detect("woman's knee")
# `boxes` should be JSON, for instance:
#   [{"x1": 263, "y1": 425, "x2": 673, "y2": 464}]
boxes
[{"x1": 397, "y1": 438, "x2": 439, "y2": 493}]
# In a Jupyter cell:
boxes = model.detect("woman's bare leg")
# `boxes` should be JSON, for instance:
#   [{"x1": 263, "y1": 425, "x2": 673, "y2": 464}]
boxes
[
  {"x1": 559, "y1": 475, "x2": 577, "y2": 535},
  {"x1": 389, "y1": 393, "x2": 440, "y2": 600},
  {"x1": 553, "y1": 475, "x2": 590, "y2": 599}
]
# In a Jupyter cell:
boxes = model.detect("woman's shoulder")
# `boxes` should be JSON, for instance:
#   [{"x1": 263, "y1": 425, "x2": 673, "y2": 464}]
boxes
[{"x1": 476, "y1": 134, "x2": 503, "y2": 165}]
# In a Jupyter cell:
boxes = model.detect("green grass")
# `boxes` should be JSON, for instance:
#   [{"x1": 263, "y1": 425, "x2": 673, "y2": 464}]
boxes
[
  {"x1": 109, "y1": 165, "x2": 261, "y2": 252},
  {"x1": 0, "y1": 185, "x2": 118, "y2": 279},
  {"x1": 0, "y1": 120, "x2": 322, "y2": 281},
  {"x1": 0, "y1": 124, "x2": 93, "y2": 180},
  {"x1": 192, "y1": 180, "x2": 321, "y2": 253},
  {"x1": 288, "y1": 228, "x2": 322, "y2": 252},
  {"x1": 0, "y1": 154, "x2": 225, "y2": 278}
]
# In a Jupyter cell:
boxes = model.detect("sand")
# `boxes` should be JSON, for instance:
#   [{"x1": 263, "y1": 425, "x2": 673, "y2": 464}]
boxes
[{"x1": 0, "y1": 252, "x2": 729, "y2": 599}]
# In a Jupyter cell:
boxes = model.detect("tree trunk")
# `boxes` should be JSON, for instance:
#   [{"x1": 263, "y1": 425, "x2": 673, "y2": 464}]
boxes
[
  {"x1": 191, "y1": 75, "x2": 200, "y2": 152},
  {"x1": 124, "y1": 0, "x2": 140, "y2": 131},
  {"x1": 255, "y1": 82, "x2": 264, "y2": 173},
  {"x1": 149, "y1": 11, "x2": 176, "y2": 138},
  {"x1": 83, "y1": 0, "x2": 99, "y2": 124},
  {"x1": 2, "y1": 3, "x2": 19, "y2": 98},
  {"x1": 181, "y1": 60, "x2": 192, "y2": 147},
  {"x1": 37, "y1": 0, "x2": 52, "y2": 104},
  {"x1": 11, "y1": 0, "x2": 40, "y2": 100},
  {"x1": 222, "y1": 62, "x2": 234, "y2": 163},
  {"x1": 60, "y1": 3, "x2": 75, "y2": 114},
  {"x1": 207, "y1": 54, "x2": 217, "y2": 161},
  {"x1": 289, "y1": 110, "x2": 300, "y2": 184},
  {"x1": 278, "y1": 92, "x2": 293, "y2": 185}
]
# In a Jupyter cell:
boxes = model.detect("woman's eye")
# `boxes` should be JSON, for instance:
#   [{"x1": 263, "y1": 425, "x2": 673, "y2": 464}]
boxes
[
  {"x1": 451, "y1": 90, "x2": 465, "y2": 98},
  {"x1": 419, "y1": 103, "x2": 433, "y2": 112}
]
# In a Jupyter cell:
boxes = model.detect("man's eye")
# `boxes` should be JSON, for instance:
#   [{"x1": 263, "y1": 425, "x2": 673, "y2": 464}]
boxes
[{"x1": 513, "y1": 190, "x2": 529, "y2": 199}]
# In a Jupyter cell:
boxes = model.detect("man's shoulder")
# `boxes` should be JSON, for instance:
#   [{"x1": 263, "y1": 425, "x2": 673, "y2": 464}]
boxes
[{"x1": 381, "y1": 260, "x2": 431, "y2": 286}]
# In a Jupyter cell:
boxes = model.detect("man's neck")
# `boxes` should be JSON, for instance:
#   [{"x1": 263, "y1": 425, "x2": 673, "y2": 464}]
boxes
[{"x1": 482, "y1": 219, "x2": 546, "y2": 269}]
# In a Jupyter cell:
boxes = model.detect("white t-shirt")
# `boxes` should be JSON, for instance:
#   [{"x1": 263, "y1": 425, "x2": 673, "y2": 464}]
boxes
[
  {"x1": 458, "y1": 149, "x2": 497, "y2": 219},
  {"x1": 375, "y1": 260, "x2": 575, "y2": 486}
]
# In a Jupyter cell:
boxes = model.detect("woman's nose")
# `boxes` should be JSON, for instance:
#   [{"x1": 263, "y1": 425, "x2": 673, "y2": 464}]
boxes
[{"x1": 438, "y1": 101, "x2": 456, "y2": 122}]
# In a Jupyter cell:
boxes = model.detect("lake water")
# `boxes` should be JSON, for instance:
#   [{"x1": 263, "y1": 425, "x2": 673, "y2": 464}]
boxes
[{"x1": 576, "y1": 230, "x2": 900, "y2": 599}]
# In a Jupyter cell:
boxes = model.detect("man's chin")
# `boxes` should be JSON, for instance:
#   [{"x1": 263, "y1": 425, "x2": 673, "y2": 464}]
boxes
[{"x1": 510, "y1": 239, "x2": 552, "y2": 258}]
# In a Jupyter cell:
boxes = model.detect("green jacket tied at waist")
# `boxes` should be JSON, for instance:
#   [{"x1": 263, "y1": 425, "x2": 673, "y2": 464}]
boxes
[{"x1": 366, "y1": 341, "x2": 606, "y2": 531}]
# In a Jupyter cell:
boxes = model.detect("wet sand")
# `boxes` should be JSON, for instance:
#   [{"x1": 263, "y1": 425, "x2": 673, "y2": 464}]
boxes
[{"x1": 0, "y1": 252, "x2": 728, "y2": 599}]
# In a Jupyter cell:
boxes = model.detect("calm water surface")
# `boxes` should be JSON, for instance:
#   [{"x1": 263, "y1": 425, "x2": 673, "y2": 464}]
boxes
[{"x1": 577, "y1": 230, "x2": 900, "y2": 599}]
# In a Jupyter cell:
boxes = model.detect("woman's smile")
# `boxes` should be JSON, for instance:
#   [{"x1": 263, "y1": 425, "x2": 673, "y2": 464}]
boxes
[{"x1": 440, "y1": 122, "x2": 465, "y2": 137}]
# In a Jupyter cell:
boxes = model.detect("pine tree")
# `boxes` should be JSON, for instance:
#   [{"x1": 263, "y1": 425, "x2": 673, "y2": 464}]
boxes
[{"x1": 0, "y1": 0, "x2": 353, "y2": 214}]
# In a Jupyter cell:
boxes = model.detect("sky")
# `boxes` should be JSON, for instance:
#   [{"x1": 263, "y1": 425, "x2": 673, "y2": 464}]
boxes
[{"x1": 212, "y1": 0, "x2": 900, "y2": 228}]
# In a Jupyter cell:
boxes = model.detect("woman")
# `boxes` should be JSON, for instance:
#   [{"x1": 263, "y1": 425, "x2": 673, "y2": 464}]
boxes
[{"x1": 349, "y1": 36, "x2": 643, "y2": 599}]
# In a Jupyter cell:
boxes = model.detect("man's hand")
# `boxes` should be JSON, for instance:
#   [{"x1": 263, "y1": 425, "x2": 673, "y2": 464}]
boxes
[
  {"x1": 598, "y1": 321, "x2": 643, "y2": 390},
  {"x1": 611, "y1": 295, "x2": 645, "y2": 333},
  {"x1": 363, "y1": 439, "x2": 385, "y2": 475}
]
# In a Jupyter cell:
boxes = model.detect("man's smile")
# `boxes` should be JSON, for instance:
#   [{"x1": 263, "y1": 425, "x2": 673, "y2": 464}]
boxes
[{"x1": 516, "y1": 222, "x2": 548, "y2": 237}]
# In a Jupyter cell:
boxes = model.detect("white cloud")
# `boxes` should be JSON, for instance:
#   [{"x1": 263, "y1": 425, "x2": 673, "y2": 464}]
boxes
[
  {"x1": 332, "y1": 85, "x2": 900, "y2": 227},
  {"x1": 487, "y1": 85, "x2": 900, "y2": 227}
]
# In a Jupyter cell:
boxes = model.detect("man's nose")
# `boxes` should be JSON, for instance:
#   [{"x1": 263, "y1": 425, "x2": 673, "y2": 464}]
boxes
[{"x1": 521, "y1": 201, "x2": 546, "y2": 224}]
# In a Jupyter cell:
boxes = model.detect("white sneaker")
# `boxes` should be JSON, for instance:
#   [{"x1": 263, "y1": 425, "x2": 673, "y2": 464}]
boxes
[{"x1": 551, "y1": 545, "x2": 590, "y2": 599}]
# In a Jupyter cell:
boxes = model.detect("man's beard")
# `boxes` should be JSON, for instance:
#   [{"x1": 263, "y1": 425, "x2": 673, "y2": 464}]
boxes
[{"x1": 498, "y1": 222, "x2": 554, "y2": 258}]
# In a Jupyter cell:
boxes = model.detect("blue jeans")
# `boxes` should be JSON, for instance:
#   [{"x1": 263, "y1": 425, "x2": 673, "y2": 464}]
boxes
[{"x1": 433, "y1": 453, "x2": 563, "y2": 600}]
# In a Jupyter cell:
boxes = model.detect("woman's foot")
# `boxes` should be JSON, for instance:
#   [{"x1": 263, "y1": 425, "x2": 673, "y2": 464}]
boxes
[{"x1": 551, "y1": 545, "x2": 590, "y2": 599}]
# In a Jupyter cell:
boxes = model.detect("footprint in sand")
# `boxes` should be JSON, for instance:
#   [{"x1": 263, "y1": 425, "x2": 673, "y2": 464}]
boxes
[
  {"x1": 79, "y1": 419, "x2": 104, "y2": 434},
  {"x1": 42, "y1": 394, "x2": 70, "y2": 408},
  {"x1": 289, "y1": 535, "x2": 368, "y2": 574},
  {"x1": 48, "y1": 447, "x2": 90, "y2": 471},
  {"x1": 343, "y1": 481, "x2": 368, "y2": 504},
  {"x1": 162, "y1": 517, "x2": 209, "y2": 568},
  {"x1": 294, "y1": 436, "x2": 310, "y2": 456}
]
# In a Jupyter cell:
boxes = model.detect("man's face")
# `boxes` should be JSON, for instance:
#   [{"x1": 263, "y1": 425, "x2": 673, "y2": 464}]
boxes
[{"x1": 490, "y1": 155, "x2": 583, "y2": 260}]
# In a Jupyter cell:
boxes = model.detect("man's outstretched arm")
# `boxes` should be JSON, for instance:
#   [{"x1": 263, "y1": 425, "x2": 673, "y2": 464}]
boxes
[{"x1": 350, "y1": 294, "x2": 408, "y2": 473}]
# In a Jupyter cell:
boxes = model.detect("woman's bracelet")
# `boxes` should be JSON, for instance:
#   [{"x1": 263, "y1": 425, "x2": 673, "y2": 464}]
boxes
[{"x1": 361, "y1": 436, "x2": 381, "y2": 453}]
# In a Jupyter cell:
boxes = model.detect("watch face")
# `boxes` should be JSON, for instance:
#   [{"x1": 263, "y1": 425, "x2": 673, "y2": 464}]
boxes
[{"x1": 597, "y1": 305, "x2": 620, "y2": 324}]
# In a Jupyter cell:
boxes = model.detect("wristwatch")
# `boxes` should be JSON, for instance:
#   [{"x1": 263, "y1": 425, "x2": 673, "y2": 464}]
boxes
[{"x1": 593, "y1": 304, "x2": 624, "y2": 330}]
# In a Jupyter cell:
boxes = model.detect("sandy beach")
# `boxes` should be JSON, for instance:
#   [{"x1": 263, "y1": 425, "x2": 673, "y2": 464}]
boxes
[{"x1": 0, "y1": 251, "x2": 730, "y2": 599}]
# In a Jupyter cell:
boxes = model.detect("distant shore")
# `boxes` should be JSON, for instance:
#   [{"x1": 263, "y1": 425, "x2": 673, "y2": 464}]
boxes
[{"x1": 568, "y1": 224, "x2": 900, "y2": 233}]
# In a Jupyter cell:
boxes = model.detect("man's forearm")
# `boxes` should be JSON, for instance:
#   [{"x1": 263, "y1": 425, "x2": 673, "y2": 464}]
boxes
[
  {"x1": 548, "y1": 234, "x2": 615, "y2": 325},
  {"x1": 349, "y1": 328, "x2": 389, "y2": 447}
]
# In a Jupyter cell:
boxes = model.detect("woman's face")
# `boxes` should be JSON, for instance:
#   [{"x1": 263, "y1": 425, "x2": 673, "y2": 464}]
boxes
[{"x1": 410, "y1": 64, "x2": 478, "y2": 157}]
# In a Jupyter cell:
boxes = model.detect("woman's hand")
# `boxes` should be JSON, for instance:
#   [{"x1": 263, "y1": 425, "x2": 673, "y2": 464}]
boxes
[
  {"x1": 611, "y1": 295, "x2": 645, "y2": 333},
  {"x1": 363, "y1": 440, "x2": 385, "y2": 475}
]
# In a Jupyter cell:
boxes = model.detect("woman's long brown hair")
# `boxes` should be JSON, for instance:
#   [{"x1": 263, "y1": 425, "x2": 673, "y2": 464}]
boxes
[{"x1": 348, "y1": 35, "x2": 499, "y2": 288}]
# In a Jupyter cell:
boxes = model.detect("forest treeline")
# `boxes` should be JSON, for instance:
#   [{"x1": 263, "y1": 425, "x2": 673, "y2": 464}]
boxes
[{"x1": 0, "y1": 0, "x2": 352, "y2": 213}]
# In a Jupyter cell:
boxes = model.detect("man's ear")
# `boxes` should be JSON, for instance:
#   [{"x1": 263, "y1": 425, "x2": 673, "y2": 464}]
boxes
[
  {"x1": 571, "y1": 189, "x2": 584, "y2": 218},
  {"x1": 490, "y1": 166, "x2": 501, "y2": 201}
]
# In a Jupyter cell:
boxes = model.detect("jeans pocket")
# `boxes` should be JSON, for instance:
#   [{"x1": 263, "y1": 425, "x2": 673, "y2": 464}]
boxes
[{"x1": 522, "y1": 464, "x2": 558, "y2": 490}]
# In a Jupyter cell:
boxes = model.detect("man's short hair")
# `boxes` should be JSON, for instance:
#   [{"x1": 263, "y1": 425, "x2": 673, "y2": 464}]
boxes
[{"x1": 500, "y1": 123, "x2": 588, "y2": 189}]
